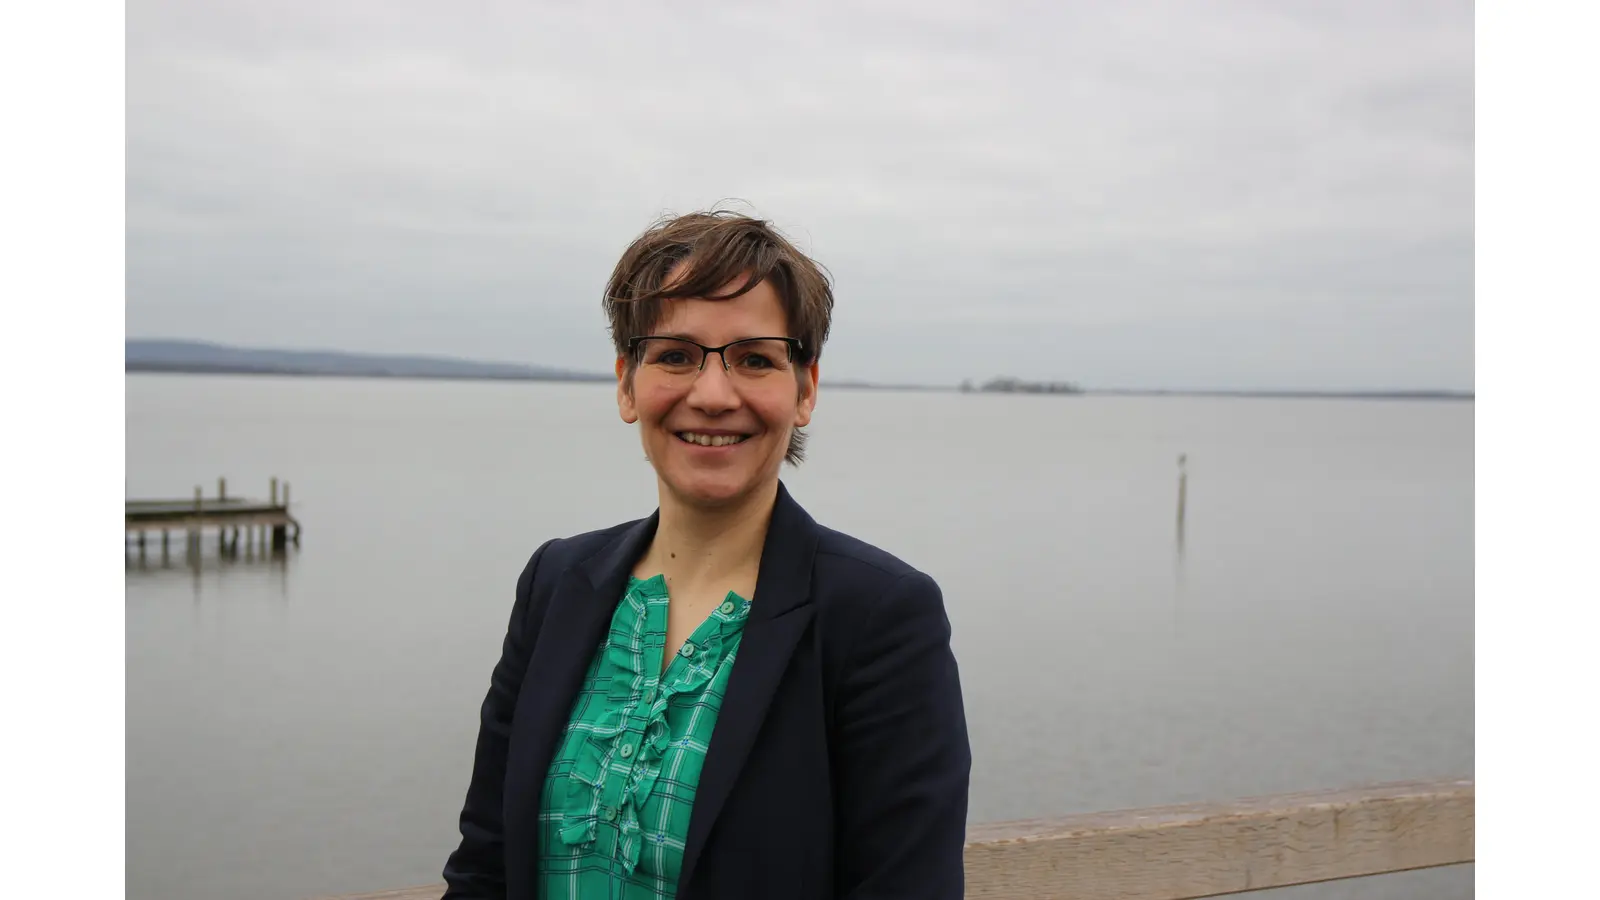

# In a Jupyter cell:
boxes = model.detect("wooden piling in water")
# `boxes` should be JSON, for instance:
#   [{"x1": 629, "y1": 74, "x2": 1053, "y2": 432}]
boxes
[
  {"x1": 1176, "y1": 454, "x2": 1188, "y2": 530},
  {"x1": 191, "y1": 486, "x2": 202, "y2": 556}
]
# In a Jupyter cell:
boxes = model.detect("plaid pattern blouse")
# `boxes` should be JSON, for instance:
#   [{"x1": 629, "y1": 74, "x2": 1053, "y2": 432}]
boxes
[{"x1": 537, "y1": 574, "x2": 751, "y2": 899}]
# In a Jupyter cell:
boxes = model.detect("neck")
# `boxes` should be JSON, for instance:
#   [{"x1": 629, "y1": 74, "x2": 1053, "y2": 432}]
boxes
[{"x1": 645, "y1": 479, "x2": 778, "y2": 586}]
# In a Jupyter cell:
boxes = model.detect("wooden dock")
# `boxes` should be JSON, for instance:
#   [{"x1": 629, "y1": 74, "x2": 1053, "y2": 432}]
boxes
[
  {"x1": 126, "y1": 477, "x2": 301, "y2": 561},
  {"x1": 311, "y1": 777, "x2": 1473, "y2": 900}
]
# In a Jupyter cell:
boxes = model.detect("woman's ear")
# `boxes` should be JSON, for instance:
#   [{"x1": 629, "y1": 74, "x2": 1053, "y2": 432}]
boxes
[
  {"x1": 616, "y1": 357, "x2": 639, "y2": 424},
  {"x1": 794, "y1": 360, "x2": 820, "y2": 428}
]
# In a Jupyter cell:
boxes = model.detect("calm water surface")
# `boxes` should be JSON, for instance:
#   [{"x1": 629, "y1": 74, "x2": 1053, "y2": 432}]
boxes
[{"x1": 125, "y1": 375, "x2": 1474, "y2": 900}]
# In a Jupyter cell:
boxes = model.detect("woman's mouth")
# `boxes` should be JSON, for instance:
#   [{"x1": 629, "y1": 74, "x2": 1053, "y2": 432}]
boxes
[{"x1": 676, "y1": 431, "x2": 751, "y2": 447}]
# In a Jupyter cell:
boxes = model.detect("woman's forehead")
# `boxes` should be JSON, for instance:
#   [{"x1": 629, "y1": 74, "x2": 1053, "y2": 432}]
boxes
[{"x1": 651, "y1": 282, "x2": 789, "y2": 338}]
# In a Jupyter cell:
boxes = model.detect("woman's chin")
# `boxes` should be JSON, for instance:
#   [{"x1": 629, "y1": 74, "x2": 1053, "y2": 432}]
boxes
[
  {"x1": 660, "y1": 466, "x2": 764, "y2": 509},
  {"x1": 646, "y1": 433, "x2": 782, "y2": 508}
]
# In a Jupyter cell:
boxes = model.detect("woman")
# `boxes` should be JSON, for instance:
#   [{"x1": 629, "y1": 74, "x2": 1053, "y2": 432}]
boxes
[{"x1": 442, "y1": 210, "x2": 971, "y2": 899}]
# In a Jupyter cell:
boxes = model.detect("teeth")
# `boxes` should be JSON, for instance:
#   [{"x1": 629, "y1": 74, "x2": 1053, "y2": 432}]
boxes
[{"x1": 679, "y1": 432, "x2": 747, "y2": 447}]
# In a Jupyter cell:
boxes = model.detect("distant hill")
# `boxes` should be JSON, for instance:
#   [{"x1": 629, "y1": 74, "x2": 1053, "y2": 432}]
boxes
[{"x1": 125, "y1": 339, "x2": 612, "y2": 383}]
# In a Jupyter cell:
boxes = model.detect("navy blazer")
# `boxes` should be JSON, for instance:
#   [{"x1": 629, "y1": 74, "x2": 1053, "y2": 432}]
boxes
[{"x1": 441, "y1": 482, "x2": 971, "y2": 899}]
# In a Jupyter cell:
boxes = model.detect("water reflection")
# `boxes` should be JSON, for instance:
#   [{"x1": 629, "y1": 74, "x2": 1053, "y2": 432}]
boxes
[{"x1": 125, "y1": 542, "x2": 296, "y2": 601}]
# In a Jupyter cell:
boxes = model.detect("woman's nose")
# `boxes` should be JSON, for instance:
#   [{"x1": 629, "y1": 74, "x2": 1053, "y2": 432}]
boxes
[{"x1": 686, "y1": 360, "x2": 741, "y2": 411}]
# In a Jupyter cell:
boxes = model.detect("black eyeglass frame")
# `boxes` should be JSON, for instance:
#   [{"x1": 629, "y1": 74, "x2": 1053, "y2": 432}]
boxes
[{"x1": 627, "y1": 335, "x2": 809, "y2": 372}]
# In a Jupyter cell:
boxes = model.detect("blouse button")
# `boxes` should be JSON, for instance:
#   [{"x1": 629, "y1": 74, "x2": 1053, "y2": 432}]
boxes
[
  {"x1": 620, "y1": 743, "x2": 634, "y2": 759},
  {"x1": 603, "y1": 806, "x2": 618, "y2": 822},
  {"x1": 680, "y1": 643, "x2": 696, "y2": 658},
  {"x1": 720, "y1": 601, "x2": 735, "y2": 614}
]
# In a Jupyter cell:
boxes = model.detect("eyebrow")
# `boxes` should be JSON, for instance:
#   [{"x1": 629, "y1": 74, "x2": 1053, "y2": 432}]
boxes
[{"x1": 654, "y1": 332, "x2": 769, "y2": 344}]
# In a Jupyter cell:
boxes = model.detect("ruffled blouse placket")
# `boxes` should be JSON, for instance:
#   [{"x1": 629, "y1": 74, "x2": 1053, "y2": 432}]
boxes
[{"x1": 552, "y1": 575, "x2": 751, "y2": 880}]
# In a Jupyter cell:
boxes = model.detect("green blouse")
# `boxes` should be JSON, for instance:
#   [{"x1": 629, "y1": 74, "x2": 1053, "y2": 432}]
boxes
[{"x1": 537, "y1": 574, "x2": 751, "y2": 899}]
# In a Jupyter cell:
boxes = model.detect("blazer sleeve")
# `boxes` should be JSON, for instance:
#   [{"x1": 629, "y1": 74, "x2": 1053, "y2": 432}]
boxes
[
  {"x1": 441, "y1": 541, "x2": 553, "y2": 900},
  {"x1": 834, "y1": 570, "x2": 972, "y2": 899}
]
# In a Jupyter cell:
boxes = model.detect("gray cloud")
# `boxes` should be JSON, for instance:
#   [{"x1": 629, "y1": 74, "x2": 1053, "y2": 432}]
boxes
[{"x1": 128, "y1": 0, "x2": 1473, "y2": 390}]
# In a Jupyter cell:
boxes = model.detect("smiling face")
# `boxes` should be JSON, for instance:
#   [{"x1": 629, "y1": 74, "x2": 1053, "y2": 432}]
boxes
[{"x1": 616, "y1": 275, "x2": 819, "y2": 511}]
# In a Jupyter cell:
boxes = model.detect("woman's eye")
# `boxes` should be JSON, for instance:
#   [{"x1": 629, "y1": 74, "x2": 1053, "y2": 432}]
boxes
[
  {"x1": 658, "y1": 351, "x2": 691, "y2": 366},
  {"x1": 740, "y1": 354, "x2": 775, "y2": 369}
]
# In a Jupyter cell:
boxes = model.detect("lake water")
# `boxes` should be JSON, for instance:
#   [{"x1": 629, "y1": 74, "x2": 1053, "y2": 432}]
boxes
[{"x1": 125, "y1": 374, "x2": 1474, "y2": 900}]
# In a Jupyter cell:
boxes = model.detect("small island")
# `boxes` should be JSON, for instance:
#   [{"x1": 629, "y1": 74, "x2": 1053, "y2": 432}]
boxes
[{"x1": 962, "y1": 377, "x2": 1084, "y2": 395}]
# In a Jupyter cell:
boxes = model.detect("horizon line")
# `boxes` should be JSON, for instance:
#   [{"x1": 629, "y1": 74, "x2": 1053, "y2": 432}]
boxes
[{"x1": 124, "y1": 336, "x2": 1475, "y2": 398}]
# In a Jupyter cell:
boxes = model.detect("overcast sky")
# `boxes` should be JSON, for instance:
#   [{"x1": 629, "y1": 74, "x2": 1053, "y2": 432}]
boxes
[{"x1": 127, "y1": 0, "x2": 1472, "y2": 391}]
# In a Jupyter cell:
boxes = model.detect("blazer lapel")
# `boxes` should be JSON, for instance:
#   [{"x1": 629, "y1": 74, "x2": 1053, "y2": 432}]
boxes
[
  {"x1": 502, "y1": 513, "x2": 659, "y2": 890},
  {"x1": 678, "y1": 482, "x2": 820, "y2": 893}
]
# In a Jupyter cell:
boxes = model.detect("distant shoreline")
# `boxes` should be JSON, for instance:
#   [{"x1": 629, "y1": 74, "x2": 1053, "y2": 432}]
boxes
[
  {"x1": 124, "y1": 360, "x2": 612, "y2": 383},
  {"x1": 1085, "y1": 387, "x2": 1474, "y2": 401},
  {"x1": 124, "y1": 363, "x2": 1473, "y2": 401}
]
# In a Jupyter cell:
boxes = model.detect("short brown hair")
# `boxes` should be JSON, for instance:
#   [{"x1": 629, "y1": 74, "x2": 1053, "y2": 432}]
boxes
[{"x1": 603, "y1": 209, "x2": 834, "y2": 465}]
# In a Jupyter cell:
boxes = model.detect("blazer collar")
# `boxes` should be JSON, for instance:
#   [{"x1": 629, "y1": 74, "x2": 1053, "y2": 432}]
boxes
[{"x1": 576, "y1": 505, "x2": 660, "y2": 609}]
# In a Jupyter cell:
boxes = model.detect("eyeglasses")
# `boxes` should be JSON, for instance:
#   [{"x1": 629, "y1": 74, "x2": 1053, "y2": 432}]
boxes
[{"x1": 628, "y1": 336, "x2": 806, "y2": 378}]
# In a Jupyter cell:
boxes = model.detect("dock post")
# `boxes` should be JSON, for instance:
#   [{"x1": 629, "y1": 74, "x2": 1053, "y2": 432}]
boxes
[
  {"x1": 1176, "y1": 454, "x2": 1188, "y2": 550},
  {"x1": 218, "y1": 477, "x2": 227, "y2": 503},
  {"x1": 162, "y1": 529, "x2": 170, "y2": 564},
  {"x1": 271, "y1": 478, "x2": 289, "y2": 552},
  {"x1": 138, "y1": 531, "x2": 146, "y2": 562},
  {"x1": 191, "y1": 486, "x2": 202, "y2": 558}
]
